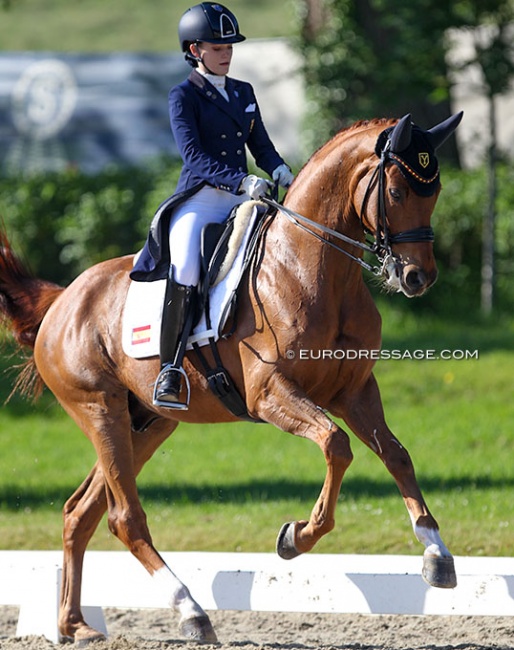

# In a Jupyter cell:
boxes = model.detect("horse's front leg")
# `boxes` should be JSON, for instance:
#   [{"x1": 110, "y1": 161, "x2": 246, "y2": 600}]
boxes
[
  {"x1": 331, "y1": 373, "x2": 456, "y2": 588},
  {"x1": 250, "y1": 372, "x2": 354, "y2": 558}
]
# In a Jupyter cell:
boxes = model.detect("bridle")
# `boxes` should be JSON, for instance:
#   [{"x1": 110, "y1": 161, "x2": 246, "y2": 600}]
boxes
[
  {"x1": 262, "y1": 141, "x2": 435, "y2": 278},
  {"x1": 360, "y1": 141, "x2": 435, "y2": 257}
]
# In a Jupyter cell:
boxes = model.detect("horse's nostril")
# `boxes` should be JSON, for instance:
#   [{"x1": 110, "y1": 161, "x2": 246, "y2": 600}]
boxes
[{"x1": 405, "y1": 269, "x2": 425, "y2": 291}]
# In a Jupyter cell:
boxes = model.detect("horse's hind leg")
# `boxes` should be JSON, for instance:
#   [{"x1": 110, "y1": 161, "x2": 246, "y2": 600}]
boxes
[
  {"x1": 60, "y1": 420, "x2": 170, "y2": 643},
  {"x1": 332, "y1": 374, "x2": 457, "y2": 588},
  {"x1": 59, "y1": 463, "x2": 108, "y2": 643},
  {"x1": 59, "y1": 416, "x2": 217, "y2": 645}
]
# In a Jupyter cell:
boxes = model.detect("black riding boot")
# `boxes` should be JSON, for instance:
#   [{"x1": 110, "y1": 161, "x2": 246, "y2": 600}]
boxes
[{"x1": 153, "y1": 268, "x2": 195, "y2": 409}]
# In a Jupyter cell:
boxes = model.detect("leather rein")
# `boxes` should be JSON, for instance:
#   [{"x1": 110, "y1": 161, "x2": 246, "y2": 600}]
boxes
[{"x1": 262, "y1": 146, "x2": 435, "y2": 278}]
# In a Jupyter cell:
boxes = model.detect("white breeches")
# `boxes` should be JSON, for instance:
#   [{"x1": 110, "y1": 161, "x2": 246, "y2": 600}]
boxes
[{"x1": 168, "y1": 186, "x2": 246, "y2": 286}]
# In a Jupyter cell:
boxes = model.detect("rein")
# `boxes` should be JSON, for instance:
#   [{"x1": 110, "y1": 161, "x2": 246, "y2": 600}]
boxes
[
  {"x1": 261, "y1": 195, "x2": 383, "y2": 275},
  {"x1": 262, "y1": 149, "x2": 435, "y2": 278}
]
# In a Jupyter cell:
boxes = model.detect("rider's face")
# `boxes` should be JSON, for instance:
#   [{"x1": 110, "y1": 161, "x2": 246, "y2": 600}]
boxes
[{"x1": 192, "y1": 42, "x2": 233, "y2": 76}]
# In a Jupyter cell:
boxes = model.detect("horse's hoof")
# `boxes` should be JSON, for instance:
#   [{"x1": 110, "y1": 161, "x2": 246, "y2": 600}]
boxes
[
  {"x1": 422, "y1": 554, "x2": 457, "y2": 589},
  {"x1": 276, "y1": 521, "x2": 301, "y2": 560},
  {"x1": 179, "y1": 615, "x2": 218, "y2": 643}
]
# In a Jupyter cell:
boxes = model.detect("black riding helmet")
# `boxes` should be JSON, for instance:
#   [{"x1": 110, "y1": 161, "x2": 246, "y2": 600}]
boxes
[{"x1": 179, "y1": 3, "x2": 246, "y2": 67}]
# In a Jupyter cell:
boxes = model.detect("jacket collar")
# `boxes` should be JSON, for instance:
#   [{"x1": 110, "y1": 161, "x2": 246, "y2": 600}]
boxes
[{"x1": 188, "y1": 70, "x2": 243, "y2": 125}]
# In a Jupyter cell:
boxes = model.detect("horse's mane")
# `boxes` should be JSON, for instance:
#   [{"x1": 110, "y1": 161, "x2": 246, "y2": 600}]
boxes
[
  {"x1": 295, "y1": 117, "x2": 397, "y2": 179},
  {"x1": 341, "y1": 117, "x2": 396, "y2": 133},
  {"x1": 319, "y1": 117, "x2": 396, "y2": 154}
]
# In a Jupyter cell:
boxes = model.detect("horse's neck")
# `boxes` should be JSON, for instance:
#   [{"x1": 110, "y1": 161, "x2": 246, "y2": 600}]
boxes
[
  {"x1": 275, "y1": 183, "x2": 364, "y2": 298},
  {"x1": 249, "y1": 212, "x2": 358, "y2": 350},
  {"x1": 248, "y1": 129, "x2": 381, "y2": 346}
]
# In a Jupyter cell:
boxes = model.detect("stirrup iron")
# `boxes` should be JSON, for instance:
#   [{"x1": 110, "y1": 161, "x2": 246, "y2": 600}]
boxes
[{"x1": 153, "y1": 365, "x2": 191, "y2": 410}]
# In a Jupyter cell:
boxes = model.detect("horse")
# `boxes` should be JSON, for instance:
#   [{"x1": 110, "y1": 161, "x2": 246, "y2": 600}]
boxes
[{"x1": 0, "y1": 112, "x2": 462, "y2": 645}]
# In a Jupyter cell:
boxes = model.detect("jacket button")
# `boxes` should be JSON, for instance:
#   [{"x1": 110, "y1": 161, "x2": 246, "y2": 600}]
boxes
[
  {"x1": 236, "y1": 149, "x2": 242, "y2": 155},
  {"x1": 221, "y1": 134, "x2": 227, "y2": 139},
  {"x1": 221, "y1": 151, "x2": 227, "y2": 156},
  {"x1": 237, "y1": 131, "x2": 243, "y2": 137}
]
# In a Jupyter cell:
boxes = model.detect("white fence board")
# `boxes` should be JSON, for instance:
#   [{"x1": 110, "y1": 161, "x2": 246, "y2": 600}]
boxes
[{"x1": 0, "y1": 552, "x2": 512, "y2": 643}]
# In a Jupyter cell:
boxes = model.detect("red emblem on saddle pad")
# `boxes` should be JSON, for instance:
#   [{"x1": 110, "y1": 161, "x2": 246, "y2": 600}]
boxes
[{"x1": 131, "y1": 324, "x2": 152, "y2": 345}]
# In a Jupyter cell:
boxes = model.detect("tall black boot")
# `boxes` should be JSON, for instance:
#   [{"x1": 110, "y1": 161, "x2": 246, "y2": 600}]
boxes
[{"x1": 153, "y1": 268, "x2": 195, "y2": 409}]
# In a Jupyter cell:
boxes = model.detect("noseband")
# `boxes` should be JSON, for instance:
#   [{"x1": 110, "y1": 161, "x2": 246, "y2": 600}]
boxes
[{"x1": 262, "y1": 147, "x2": 435, "y2": 277}]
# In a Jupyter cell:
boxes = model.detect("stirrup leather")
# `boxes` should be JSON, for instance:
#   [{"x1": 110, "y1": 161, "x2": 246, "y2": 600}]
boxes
[{"x1": 153, "y1": 364, "x2": 191, "y2": 410}]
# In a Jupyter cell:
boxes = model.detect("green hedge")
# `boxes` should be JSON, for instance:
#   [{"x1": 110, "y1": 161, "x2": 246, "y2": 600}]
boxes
[
  {"x1": 0, "y1": 159, "x2": 181, "y2": 285},
  {"x1": 406, "y1": 164, "x2": 514, "y2": 316},
  {"x1": 1, "y1": 162, "x2": 512, "y2": 316}
]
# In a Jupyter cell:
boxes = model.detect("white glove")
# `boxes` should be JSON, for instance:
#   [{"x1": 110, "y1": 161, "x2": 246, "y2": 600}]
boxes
[
  {"x1": 272, "y1": 164, "x2": 294, "y2": 188},
  {"x1": 239, "y1": 174, "x2": 273, "y2": 200}
]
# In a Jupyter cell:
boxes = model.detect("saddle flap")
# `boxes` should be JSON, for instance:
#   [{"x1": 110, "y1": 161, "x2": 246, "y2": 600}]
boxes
[
  {"x1": 200, "y1": 200, "x2": 267, "y2": 291},
  {"x1": 200, "y1": 216, "x2": 235, "y2": 286}
]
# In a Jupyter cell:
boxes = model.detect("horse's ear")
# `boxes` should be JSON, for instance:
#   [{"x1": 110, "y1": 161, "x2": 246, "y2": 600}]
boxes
[
  {"x1": 389, "y1": 114, "x2": 412, "y2": 153},
  {"x1": 426, "y1": 111, "x2": 464, "y2": 150}
]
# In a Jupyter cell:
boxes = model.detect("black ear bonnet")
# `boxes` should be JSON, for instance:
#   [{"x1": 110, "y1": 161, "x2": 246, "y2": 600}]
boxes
[{"x1": 375, "y1": 112, "x2": 463, "y2": 197}]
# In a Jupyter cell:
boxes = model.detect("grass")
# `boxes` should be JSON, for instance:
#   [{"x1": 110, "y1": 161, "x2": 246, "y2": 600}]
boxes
[
  {"x1": 0, "y1": 300, "x2": 512, "y2": 557},
  {"x1": 0, "y1": 0, "x2": 298, "y2": 51},
  {"x1": 2, "y1": 0, "x2": 511, "y2": 560}
]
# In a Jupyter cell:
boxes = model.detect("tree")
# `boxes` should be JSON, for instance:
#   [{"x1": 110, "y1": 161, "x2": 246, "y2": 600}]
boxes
[
  {"x1": 300, "y1": 0, "x2": 329, "y2": 41},
  {"x1": 297, "y1": 0, "x2": 463, "y2": 162},
  {"x1": 452, "y1": 6, "x2": 514, "y2": 313},
  {"x1": 297, "y1": 0, "x2": 514, "y2": 314}
]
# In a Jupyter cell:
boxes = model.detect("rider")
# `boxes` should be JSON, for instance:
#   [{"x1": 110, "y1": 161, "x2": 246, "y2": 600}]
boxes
[{"x1": 133, "y1": 2, "x2": 294, "y2": 409}]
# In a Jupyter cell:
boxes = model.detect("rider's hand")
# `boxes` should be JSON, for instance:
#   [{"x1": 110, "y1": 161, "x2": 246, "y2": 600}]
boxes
[
  {"x1": 239, "y1": 175, "x2": 273, "y2": 200},
  {"x1": 272, "y1": 164, "x2": 294, "y2": 189}
]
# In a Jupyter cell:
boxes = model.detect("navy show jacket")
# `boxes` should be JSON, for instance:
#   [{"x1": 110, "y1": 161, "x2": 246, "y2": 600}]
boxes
[
  {"x1": 170, "y1": 69, "x2": 285, "y2": 194},
  {"x1": 131, "y1": 69, "x2": 285, "y2": 282}
]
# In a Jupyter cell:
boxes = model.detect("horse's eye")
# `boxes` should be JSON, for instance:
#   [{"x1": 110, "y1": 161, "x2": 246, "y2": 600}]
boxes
[{"x1": 389, "y1": 188, "x2": 401, "y2": 202}]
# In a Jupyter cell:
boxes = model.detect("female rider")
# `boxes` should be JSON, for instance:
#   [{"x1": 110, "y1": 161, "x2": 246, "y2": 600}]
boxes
[{"x1": 131, "y1": 2, "x2": 294, "y2": 409}]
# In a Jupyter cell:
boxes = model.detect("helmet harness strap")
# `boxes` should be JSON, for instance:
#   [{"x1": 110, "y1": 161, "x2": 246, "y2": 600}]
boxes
[{"x1": 189, "y1": 42, "x2": 218, "y2": 75}]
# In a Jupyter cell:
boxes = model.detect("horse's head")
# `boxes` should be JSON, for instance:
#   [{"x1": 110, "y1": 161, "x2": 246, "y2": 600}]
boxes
[{"x1": 357, "y1": 112, "x2": 463, "y2": 297}]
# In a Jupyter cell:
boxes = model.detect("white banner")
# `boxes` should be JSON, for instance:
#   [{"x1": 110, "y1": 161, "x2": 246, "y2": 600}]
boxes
[{"x1": 0, "y1": 42, "x2": 304, "y2": 175}]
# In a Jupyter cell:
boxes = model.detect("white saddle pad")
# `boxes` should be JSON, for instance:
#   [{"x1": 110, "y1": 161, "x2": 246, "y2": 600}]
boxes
[{"x1": 122, "y1": 202, "x2": 260, "y2": 359}]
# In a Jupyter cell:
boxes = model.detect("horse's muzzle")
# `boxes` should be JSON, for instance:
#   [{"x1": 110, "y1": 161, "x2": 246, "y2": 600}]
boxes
[
  {"x1": 383, "y1": 257, "x2": 438, "y2": 297},
  {"x1": 400, "y1": 262, "x2": 438, "y2": 297}
]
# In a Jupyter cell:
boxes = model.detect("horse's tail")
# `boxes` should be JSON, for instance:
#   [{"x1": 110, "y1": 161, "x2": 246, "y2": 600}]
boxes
[{"x1": 0, "y1": 227, "x2": 64, "y2": 400}]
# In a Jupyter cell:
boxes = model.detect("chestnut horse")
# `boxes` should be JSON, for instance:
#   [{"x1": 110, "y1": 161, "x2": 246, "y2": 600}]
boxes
[{"x1": 0, "y1": 113, "x2": 462, "y2": 645}]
